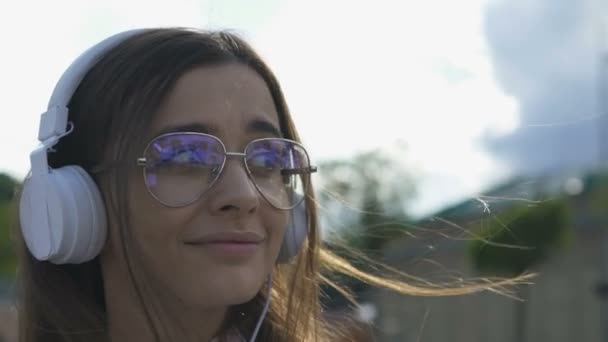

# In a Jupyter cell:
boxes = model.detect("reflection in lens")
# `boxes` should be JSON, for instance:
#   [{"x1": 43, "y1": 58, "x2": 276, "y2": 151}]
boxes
[
  {"x1": 143, "y1": 133, "x2": 225, "y2": 207},
  {"x1": 246, "y1": 139, "x2": 310, "y2": 209}
]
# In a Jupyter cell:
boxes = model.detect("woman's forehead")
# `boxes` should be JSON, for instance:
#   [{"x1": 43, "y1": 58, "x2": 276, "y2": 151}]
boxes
[{"x1": 148, "y1": 63, "x2": 281, "y2": 141}]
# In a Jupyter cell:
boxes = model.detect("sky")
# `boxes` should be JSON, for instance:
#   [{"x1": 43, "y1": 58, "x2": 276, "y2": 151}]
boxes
[{"x1": 0, "y1": 0, "x2": 605, "y2": 218}]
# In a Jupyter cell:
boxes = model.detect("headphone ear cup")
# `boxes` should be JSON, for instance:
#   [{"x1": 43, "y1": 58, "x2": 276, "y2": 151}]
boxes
[
  {"x1": 277, "y1": 200, "x2": 308, "y2": 263},
  {"x1": 19, "y1": 165, "x2": 107, "y2": 264}
]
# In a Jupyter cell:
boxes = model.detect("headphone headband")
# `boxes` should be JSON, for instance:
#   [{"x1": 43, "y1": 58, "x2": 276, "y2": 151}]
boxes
[
  {"x1": 40, "y1": 29, "x2": 148, "y2": 142},
  {"x1": 48, "y1": 29, "x2": 148, "y2": 110}
]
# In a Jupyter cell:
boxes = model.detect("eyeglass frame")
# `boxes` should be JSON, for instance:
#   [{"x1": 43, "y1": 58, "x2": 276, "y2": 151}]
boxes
[{"x1": 134, "y1": 131, "x2": 317, "y2": 210}]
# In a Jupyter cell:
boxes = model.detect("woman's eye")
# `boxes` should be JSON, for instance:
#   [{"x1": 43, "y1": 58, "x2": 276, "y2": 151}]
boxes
[
  {"x1": 151, "y1": 150, "x2": 201, "y2": 169},
  {"x1": 249, "y1": 151, "x2": 282, "y2": 169},
  {"x1": 173, "y1": 151, "x2": 193, "y2": 164}
]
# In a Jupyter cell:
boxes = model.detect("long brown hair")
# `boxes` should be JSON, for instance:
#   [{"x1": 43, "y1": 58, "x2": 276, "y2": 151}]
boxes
[{"x1": 13, "y1": 28, "x2": 529, "y2": 342}]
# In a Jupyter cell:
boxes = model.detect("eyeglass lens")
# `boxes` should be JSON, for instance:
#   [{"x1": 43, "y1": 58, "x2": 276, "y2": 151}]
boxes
[{"x1": 142, "y1": 133, "x2": 311, "y2": 209}]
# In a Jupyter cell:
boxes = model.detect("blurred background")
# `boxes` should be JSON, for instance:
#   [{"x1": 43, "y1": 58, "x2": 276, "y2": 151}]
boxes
[{"x1": 1, "y1": 0, "x2": 608, "y2": 341}]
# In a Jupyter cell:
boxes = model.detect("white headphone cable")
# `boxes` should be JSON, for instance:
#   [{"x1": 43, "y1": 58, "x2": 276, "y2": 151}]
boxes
[{"x1": 248, "y1": 272, "x2": 272, "y2": 342}]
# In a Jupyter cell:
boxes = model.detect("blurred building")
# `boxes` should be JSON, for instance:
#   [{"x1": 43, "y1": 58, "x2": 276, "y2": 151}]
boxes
[{"x1": 370, "y1": 171, "x2": 607, "y2": 342}]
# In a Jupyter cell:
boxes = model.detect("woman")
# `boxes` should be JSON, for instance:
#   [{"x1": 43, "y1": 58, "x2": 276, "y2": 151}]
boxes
[{"x1": 14, "y1": 27, "x2": 523, "y2": 342}]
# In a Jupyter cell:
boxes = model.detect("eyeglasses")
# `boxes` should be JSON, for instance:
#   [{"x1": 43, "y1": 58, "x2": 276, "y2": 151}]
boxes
[{"x1": 136, "y1": 132, "x2": 317, "y2": 210}]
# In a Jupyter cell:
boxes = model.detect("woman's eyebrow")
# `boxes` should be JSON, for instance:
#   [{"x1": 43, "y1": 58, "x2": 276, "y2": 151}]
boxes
[
  {"x1": 247, "y1": 119, "x2": 282, "y2": 137},
  {"x1": 154, "y1": 119, "x2": 280, "y2": 137},
  {"x1": 156, "y1": 122, "x2": 217, "y2": 135}
]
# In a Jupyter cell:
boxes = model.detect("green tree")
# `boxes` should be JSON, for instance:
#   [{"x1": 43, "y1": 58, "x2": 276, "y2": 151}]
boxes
[
  {"x1": 469, "y1": 199, "x2": 569, "y2": 275},
  {"x1": 0, "y1": 173, "x2": 17, "y2": 202},
  {"x1": 318, "y1": 145, "x2": 417, "y2": 253},
  {"x1": 0, "y1": 173, "x2": 18, "y2": 277},
  {"x1": 585, "y1": 171, "x2": 608, "y2": 218}
]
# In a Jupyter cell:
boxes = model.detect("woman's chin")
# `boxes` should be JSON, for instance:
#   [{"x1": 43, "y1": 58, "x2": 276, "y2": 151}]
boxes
[{"x1": 181, "y1": 272, "x2": 265, "y2": 308}]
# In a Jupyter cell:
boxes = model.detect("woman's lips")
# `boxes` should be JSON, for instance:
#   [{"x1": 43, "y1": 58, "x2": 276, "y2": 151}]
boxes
[
  {"x1": 199, "y1": 241, "x2": 260, "y2": 257},
  {"x1": 184, "y1": 231, "x2": 264, "y2": 259},
  {"x1": 185, "y1": 231, "x2": 264, "y2": 244}
]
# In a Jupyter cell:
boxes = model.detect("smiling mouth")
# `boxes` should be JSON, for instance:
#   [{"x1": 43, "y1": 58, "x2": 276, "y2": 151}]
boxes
[
  {"x1": 183, "y1": 231, "x2": 264, "y2": 259},
  {"x1": 185, "y1": 241, "x2": 261, "y2": 247},
  {"x1": 185, "y1": 231, "x2": 265, "y2": 245}
]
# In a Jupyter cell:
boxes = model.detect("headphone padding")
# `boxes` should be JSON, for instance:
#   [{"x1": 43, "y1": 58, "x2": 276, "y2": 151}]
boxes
[
  {"x1": 73, "y1": 166, "x2": 107, "y2": 262},
  {"x1": 44, "y1": 166, "x2": 107, "y2": 264},
  {"x1": 45, "y1": 169, "x2": 78, "y2": 263}
]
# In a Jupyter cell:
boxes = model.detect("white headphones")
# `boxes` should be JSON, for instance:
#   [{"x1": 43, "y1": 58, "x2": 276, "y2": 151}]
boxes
[{"x1": 19, "y1": 28, "x2": 308, "y2": 265}]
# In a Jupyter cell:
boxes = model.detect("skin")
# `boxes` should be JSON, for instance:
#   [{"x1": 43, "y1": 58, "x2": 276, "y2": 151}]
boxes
[{"x1": 100, "y1": 63, "x2": 289, "y2": 341}]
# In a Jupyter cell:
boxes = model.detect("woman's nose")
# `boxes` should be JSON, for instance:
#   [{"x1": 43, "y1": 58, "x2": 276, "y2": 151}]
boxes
[{"x1": 207, "y1": 158, "x2": 259, "y2": 216}]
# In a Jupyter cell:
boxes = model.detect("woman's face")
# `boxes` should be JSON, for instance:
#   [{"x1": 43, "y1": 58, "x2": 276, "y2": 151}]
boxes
[{"x1": 124, "y1": 63, "x2": 289, "y2": 310}]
